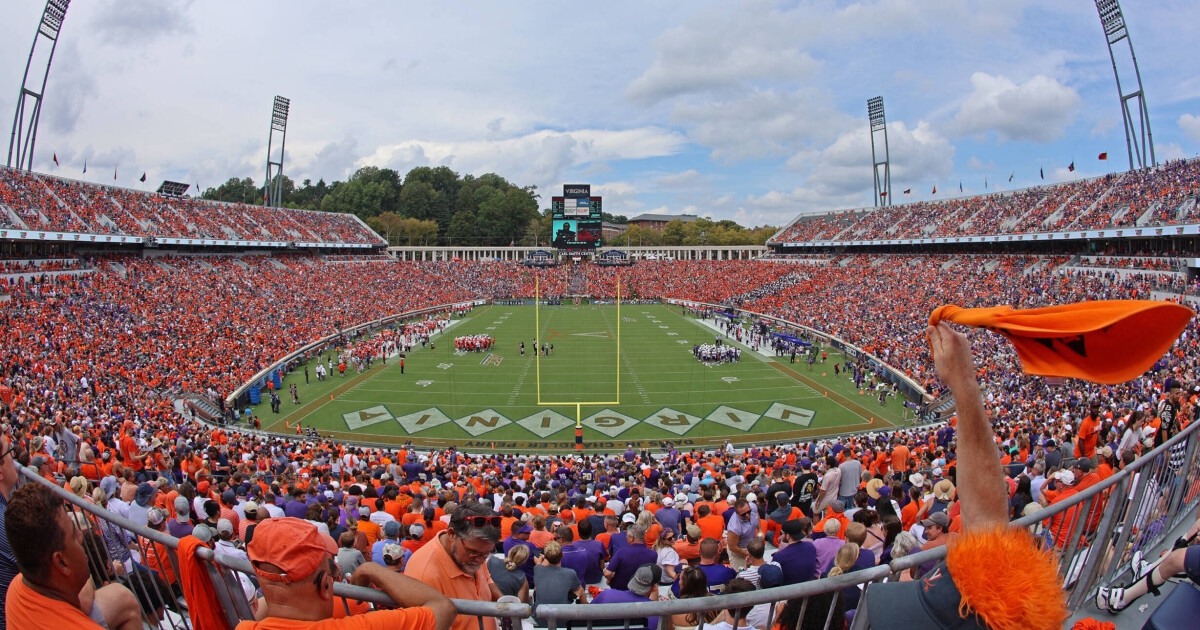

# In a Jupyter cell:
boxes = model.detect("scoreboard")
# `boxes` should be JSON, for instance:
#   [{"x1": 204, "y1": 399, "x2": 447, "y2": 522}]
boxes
[{"x1": 552, "y1": 184, "x2": 602, "y2": 250}]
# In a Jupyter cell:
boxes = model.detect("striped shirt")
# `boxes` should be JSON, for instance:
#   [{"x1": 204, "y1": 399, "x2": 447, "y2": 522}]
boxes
[{"x1": 0, "y1": 491, "x2": 19, "y2": 630}]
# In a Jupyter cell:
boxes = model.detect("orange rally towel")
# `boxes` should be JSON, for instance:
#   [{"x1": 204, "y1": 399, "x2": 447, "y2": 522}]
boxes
[
  {"x1": 929, "y1": 300, "x2": 1194, "y2": 384},
  {"x1": 178, "y1": 535, "x2": 235, "y2": 630}
]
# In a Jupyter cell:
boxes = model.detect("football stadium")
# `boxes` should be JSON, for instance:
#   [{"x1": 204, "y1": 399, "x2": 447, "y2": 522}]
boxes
[{"x1": 1, "y1": 2, "x2": 1198, "y2": 629}]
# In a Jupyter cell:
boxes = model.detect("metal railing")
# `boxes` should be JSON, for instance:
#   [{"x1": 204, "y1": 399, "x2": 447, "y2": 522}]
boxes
[{"x1": 16, "y1": 416, "x2": 1199, "y2": 629}]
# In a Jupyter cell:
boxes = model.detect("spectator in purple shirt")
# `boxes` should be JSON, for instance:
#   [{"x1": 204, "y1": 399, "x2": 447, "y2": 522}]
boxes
[
  {"x1": 812, "y1": 519, "x2": 846, "y2": 574},
  {"x1": 604, "y1": 524, "x2": 657, "y2": 590},
  {"x1": 772, "y1": 519, "x2": 819, "y2": 585},
  {"x1": 167, "y1": 496, "x2": 195, "y2": 539},
  {"x1": 592, "y1": 564, "x2": 662, "y2": 630}
]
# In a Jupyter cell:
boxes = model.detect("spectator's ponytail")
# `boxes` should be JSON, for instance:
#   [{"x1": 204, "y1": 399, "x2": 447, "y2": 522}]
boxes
[
  {"x1": 827, "y1": 543, "x2": 859, "y2": 577},
  {"x1": 504, "y1": 544, "x2": 529, "y2": 571}
]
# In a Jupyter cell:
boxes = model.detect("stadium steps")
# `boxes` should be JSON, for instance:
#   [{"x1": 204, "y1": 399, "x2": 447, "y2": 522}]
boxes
[
  {"x1": 1064, "y1": 174, "x2": 1122, "y2": 229},
  {"x1": 1001, "y1": 194, "x2": 1049, "y2": 232},
  {"x1": 928, "y1": 392, "x2": 956, "y2": 419},
  {"x1": 107, "y1": 261, "x2": 128, "y2": 278},
  {"x1": 0, "y1": 205, "x2": 30, "y2": 229},
  {"x1": 1176, "y1": 198, "x2": 1197, "y2": 222},
  {"x1": 267, "y1": 259, "x2": 289, "y2": 271},
  {"x1": 1135, "y1": 202, "x2": 1163, "y2": 226},
  {"x1": 1040, "y1": 190, "x2": 1081, "y2": 230},
  {"x1": 183, "y1": 394, "x2": 222, "y2": 421},
  {"x1": 31, "y1": 172, "x2": 92, "y2": 231},
  {"x1": 940, "y1": 256, "x2": 962, "y2": 270}
]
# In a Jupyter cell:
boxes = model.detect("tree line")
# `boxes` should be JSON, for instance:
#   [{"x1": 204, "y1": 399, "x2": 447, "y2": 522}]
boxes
[{"x1": 201, "y1": 166, "x2": 776, "y2": 246}]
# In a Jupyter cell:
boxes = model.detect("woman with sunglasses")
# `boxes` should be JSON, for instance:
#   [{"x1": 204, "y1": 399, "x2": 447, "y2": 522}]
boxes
[{"x1": 653, "y1": 527, "x2": 681, "y2": 588}]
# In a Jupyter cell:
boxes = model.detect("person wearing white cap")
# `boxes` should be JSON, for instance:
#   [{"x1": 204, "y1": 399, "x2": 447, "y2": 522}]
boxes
[
  {"x1": 654, "y1": 495, "x2": 682, "y2": 536},
  {"x1": 214, "y1": 518, "x2": 257, "y2": 602}
]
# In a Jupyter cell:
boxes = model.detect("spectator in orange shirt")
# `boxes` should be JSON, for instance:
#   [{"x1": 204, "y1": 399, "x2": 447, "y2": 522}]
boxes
[{"x1": 242, "y1": 517, "x2": 455, "y2": 630}]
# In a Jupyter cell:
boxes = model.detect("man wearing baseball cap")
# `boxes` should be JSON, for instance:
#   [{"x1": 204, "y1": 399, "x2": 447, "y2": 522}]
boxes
[
  {"x1": 242, "y1": 517, "x2": 455, "y2": 629},
  {"x1": 864, "y1": 322, "x2": 1067, "y2": 629}
]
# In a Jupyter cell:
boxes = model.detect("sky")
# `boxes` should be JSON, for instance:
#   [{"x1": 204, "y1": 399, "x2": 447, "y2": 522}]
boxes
[{"x1": 1, "y1": 0, "x2": 1198, "y2": 228}]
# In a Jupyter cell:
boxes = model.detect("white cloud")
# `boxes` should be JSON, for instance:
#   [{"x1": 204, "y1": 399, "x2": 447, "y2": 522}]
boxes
[
  {"x1": 1181, "y1": 114, "x2": 1200, "y2": 144},
  {"x1": 361, "y1": 127, "x2": 685, "y2": 199},
  {"x1": 91, "y1": 0, "x2": 195, "y2": 47},
  {"x1": 673, "y1": 88, "x2": 854, "y2": 163},
  {"x1": 1159, "y1": 143, "x2": 1186, "y2": 162},
  {"x1": 967, "y1": 156, "x2": 994, "y2": 170},
  {"x1": 950, "y1": 72, "x2": 1080, "y2": 143},
  {"x1": 655, "y1": 169, "x2": 704, "y2": 188},
  {"x1": 1091, "y1": 117, "x2": 1118, "y2": 138}
]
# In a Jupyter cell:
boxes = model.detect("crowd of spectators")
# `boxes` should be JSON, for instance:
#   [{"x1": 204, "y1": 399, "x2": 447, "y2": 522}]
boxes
[
  {"x1": 0, "y1": 252, "x2": 1197, "y2": 628},
  {"x1": 0, "y1": 167, "x2": 383, "y2": 244},
  {"x1": 768, "y1": 158, "x2": 1200, "y2": 245}
]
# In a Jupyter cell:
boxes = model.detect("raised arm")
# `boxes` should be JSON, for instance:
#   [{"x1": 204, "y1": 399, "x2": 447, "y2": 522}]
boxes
[{"x1": 927, "y1": 322, "x2": 1008, "y2": 528}]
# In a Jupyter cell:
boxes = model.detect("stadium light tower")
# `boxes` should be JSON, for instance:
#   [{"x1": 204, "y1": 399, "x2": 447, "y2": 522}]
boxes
[
  {"x1": 7, "y1": 0, "x2": 70, "y2": 171},
  {"x1": 1095, "y1": 0, "x2": 1155, "y2": 170},
  {"x1": 867, "y1": 96, "x2": 891, "y2": 207},
  {"x1": 264, "y1": 95, "x2": 290, "y2": 206}
]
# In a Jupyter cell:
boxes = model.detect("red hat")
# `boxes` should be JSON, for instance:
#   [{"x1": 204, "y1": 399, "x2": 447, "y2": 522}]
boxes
[
  {"x1": 247, "y1": 518, "x2": 337, "y2": 583},
  {"x1": 197, "y1": 480, "x2": 210, "y2": 494}
]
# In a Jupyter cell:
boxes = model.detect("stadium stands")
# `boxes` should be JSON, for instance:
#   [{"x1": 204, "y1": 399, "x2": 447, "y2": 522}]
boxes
[
  {"x1": 0, "y1": 167, "x2": 384, "y2": 244},
  {"x1": 769, "y1": 158, "x2": 1200, "y2": 245}
]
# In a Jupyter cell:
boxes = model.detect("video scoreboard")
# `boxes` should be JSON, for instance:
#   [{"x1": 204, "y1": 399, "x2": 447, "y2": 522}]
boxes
[{"x1": 552, "y1": 184, "x2": 602, "y2": 250}]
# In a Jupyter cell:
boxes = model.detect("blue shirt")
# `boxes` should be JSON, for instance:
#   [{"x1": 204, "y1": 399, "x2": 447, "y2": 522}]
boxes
[
  {"x1": 773, "y1": 540, "x2": 819, "y2": 585},
  {"x1": 605, "y1": 543, "x2": 657, "y2": 591}
]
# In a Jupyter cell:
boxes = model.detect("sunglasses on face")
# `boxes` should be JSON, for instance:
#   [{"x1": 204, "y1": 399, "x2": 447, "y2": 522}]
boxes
[{"x1": 463, "y1": 515, "x2": 502, "y2": 528}]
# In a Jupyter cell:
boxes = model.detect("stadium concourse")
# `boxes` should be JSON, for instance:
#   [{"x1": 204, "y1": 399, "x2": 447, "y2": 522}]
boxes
[{"x1": 1, "y1": 170, "x2": 1199, "y2": 628}]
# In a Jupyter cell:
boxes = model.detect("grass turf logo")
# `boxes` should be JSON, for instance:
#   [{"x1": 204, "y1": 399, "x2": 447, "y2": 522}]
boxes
[{"x1": 481, "y1": 353, "x2": 504, "y2": 366}]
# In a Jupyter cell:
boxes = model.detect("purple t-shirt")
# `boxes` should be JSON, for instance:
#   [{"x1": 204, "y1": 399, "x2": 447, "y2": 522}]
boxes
[
  {"x1": 605, "y1": 543, "x2": 657, "y2": 591},
  {"x1": 591, "y1": 588, "x2": 657, "y2": 630}
]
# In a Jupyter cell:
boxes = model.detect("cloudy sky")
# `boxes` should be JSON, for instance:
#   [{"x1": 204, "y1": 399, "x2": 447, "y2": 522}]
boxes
[{"x1": 2, "y1": 0, "x2": 1198, "y2": 227}]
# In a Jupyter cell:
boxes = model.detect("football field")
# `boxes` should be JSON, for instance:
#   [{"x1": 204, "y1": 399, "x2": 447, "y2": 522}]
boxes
[{"x1": 257, "y1": 304, "x2": 909, "y2": 452}]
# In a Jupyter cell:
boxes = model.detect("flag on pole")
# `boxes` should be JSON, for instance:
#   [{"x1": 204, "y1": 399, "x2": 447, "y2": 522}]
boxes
[
  {"x1": 1008, "y1": 172, "x2": 1014, "y2": 183},
  {"x1": 985, "y1": 176, "x2": 988, "y2": 189},
  {"x1": 880, "y1": 191, "x2": 887, "y2": 197},
  {"x1": 1098, "y1": 152, "x2": 1108, "y2": 160},
  {"x1": 1040, "y1": 167, "x2": 1044, "y2": 180},
  {"x1": 1068, "y1": 161, "x2": 1075, "y2": 172},
  {"x1": 932, "y1": 185, "x2": 937, "y2": 195},
  {"x1": 82, "y1": 159, "x2": 86, "y2": 174},
  {"x1": 114, "y1": 165, "x2": 118, "y2": 181},
  {"x1": 140, "y1": 172, "x2": 146, "y2": 183},
  {"x1": 52, "y1": 153, "x2": 59, "y2": 166},
  {"x1": 959, "y1": 182, "x2": 963, "y2": 193},
  {"x1": 903, "y1": 189, "x2": 911, "y2": 194}
]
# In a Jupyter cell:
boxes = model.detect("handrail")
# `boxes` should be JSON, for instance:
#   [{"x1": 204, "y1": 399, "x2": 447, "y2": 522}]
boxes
[
  {"x1": 15, "y1": 463, "x2": 532, "y2": 619},
  {"x1": 19, "y1": 400, "x2": 1200, "y2": 627}
]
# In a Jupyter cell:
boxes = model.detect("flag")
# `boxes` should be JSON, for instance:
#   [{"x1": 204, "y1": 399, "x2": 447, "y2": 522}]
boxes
[
  {"x1": 114, "y1": 165, "x2": 118, "y2": 181},
  {"x1": 140, "y1": 172, "x2": 146, "y2": 183},
  {"x1": 1098, "y1": 152, "x2": 1108, "y2": 160},
  {"x1": 509, "y1": 239, "x2": 516, "y2": 247},
  {"x1": 932, "y1": 185, "x2": 937, "y2": 195},
  {"x1": 52, "y1": 153, "x2": 58, "y2": 166},
  {"x1": 1008, "y1": 172, "x2": 1014, "y2": 183},
  {"x1": 82, "y1": 159, "x2": 86, "y2": 174},
  {"x1": 929, "y1": 300, "x2": 1194, "y2": 384},
  {"x1": 985, "y1": 176, "x2": 988, "y2": 189},
  {"x1": 880, "y1": 191, "x2": 887, "y2": 197},
  {"x1": 1068, "y1": 161, "x2": 1075, "y2": 172},
  {"x1": 903, "y1": 189, "x2": 911, "y2": 194},
  {"x1": 959, "y1": 182, "x2": 963, "y2": 193},
  {"x1": 1040, "y1": 167, "x2": 1044, "y2": 180}
]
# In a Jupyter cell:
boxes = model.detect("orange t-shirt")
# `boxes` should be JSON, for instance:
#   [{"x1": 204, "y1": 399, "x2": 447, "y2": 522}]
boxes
[
  {"x1": 404, "y1": 532, "x2": 496, "y2": 630},
  {"x1": 235, "y1": 605, "x2": 434, "y2": 629},
  {"x1": 5, "y1": 574, "x2": 105, "y2": 629},
  {"x1": 890, "y1": 445, "x2": 910, "y2": 473}
]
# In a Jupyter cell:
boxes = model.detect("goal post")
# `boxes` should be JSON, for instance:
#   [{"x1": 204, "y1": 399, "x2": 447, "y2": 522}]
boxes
[{"x1": 535, "y1": 277, "x2": 621, "y2": 427}]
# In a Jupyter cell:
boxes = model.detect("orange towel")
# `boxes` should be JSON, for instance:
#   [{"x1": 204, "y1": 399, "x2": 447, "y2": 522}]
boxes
[
  {"x1": 178, "y1": 535, "x2": 234, "y2": 630},
  {"x1": 929, "y1": 300, "x2": 1194, "y2": 384}
]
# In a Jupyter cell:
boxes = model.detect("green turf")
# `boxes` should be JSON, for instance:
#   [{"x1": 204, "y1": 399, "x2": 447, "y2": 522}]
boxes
[{"x1": 255, "y1": 304, "x2": 910, "y2": 451}]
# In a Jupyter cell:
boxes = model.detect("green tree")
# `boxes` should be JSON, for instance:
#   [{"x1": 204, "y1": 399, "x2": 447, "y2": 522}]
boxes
[
  {"x1": 202, "y1": 177, "x2": 261, "y2": 205},
  {"x1": 661, "y1": 219, "x2": 687, "y2": 246}
]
